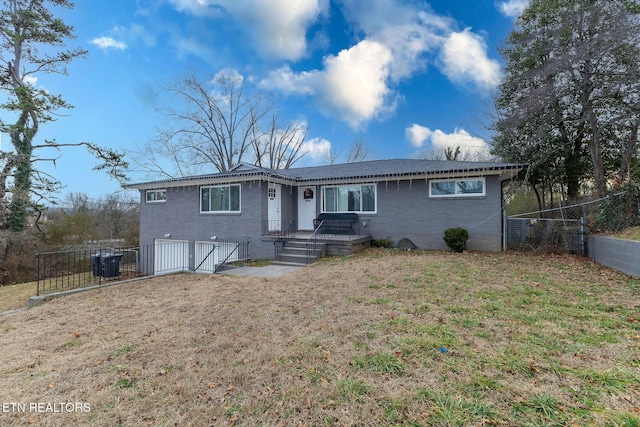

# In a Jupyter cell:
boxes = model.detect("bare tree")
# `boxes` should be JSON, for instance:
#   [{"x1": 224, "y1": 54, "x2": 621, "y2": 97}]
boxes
[
  {"x1": 253, "y1": 114, "x2": 308, "y2": 169},
  {"x1": 415, "y1": 145, "x2": 494, "y2": 161},
  {"x1": 346, "y1": 140, "x2": 371, "y2": 163},
  {"x1": 135, "y1": 69, "x2": 310, "y2": 178},
  {"x1": 45, "y1": 191, "x2": 139, "y2": 248},
  {"x1": 324, "y1": 146, "x2": 341, "y2": 165}
]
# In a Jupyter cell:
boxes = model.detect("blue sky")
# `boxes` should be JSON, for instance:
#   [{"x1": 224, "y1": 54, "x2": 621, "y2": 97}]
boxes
[{"x1": 11, "y1": 0, "x2": 528, "y2": 199}]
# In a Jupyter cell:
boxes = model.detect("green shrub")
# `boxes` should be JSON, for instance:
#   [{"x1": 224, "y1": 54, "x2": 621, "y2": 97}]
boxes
[
  {"x1": 443, "y1": 227, "x2": 469, "y2": 252},
  {"x1": 372, "y1": 238, "x2": 395, "y2": 248}
]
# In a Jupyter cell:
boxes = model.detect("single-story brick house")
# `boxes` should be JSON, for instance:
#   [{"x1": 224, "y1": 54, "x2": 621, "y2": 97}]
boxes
[{"x1": 125, "y1": 159, "x2": 523, "y2": 273}]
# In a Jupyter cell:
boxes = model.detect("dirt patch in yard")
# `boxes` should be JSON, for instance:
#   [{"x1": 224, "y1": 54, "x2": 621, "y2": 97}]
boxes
[{"x1": 0, "y1": 249, "x2": 638, "y2": 426}]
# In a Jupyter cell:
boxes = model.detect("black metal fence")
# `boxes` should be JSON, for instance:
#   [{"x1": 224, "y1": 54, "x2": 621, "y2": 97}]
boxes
[
  {"x1": 36, "y1": 246, "x2": 150, "y2": 296},
  {"x1": 35, "y1": 238, "x2": 251, "y2": 296}
]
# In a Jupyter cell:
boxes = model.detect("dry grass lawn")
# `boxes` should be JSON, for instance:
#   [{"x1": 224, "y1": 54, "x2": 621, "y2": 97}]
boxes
[
  {"x1": 0, "y1": 249, "x2": 639, "y2": 426},
  {"x1": 612, "y1": 226, "x2": 640, "y2": 242},
  {"x1": 0, "y1": 280, "x2": 34, "y2": 313}
]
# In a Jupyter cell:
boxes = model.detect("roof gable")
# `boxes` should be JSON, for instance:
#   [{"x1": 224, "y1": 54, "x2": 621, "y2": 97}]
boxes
[{"x1": 229, "y1": 163, "x2": 264, "y2": 172}]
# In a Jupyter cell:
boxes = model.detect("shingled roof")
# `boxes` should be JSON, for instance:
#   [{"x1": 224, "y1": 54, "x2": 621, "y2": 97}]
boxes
[{"x1": 125, "y1": 159, "x2": 525, "y2": 190}]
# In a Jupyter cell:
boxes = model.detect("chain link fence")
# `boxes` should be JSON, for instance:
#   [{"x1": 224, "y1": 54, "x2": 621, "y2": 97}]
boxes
[{"x1": 506, "y1": 185, "x2": 640, "y2": 255}]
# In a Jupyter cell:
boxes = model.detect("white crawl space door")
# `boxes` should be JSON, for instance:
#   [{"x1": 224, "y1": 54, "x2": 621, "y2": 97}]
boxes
[{"x1": 154, "y1": 239, "x2": 189, "y2": 274}]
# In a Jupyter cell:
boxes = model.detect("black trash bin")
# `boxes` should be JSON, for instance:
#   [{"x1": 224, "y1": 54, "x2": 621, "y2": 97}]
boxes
[
  {"x1": 102, "y1": 253, "x2": 123, "y2": 278},
  {"x1": 90, "y1": 253, "x2": 103, "y2": 277},
  {"x1": 90, "y1": 253, "x2": 123, "y2": 278}
]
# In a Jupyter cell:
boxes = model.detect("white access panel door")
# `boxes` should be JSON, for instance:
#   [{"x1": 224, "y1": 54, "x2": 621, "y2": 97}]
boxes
[
  {"x1": 268, "y1": 184, "x2": 282, "y2": 232},
  {"x1": 154, "y1": 239, "x2": 189, "y2": 275},
  {"x1": 194, "y1": 241, "x2": 241, "y2": 273},
  {"x1": 298, "y1": 186, "x2": 316, "y2": 230},
  {"x1": 194, "y1": 241, "x2": 218, "y2": 273}
]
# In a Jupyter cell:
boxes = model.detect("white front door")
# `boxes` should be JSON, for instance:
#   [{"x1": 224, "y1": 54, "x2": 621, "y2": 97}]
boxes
[
  {"x1": 268, "y1": 184, "x2": 281, "y2": 232},
  {"x1": 298, "y1": 186, "x2": 316, "y2": 231}
]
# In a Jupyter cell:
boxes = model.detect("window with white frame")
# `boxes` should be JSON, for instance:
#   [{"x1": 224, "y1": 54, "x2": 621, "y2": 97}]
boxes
[
  {"x1": 322, "y1": 184, "x2": 376, "y2": 213},
  {"x1": 146, "y1": 189, "x2": 167, "y2": 203},
  {"x1": 430, "y1": 178, "x2": 485, "y2": 197},
  {"x1": 201, "y1": 184, "x2": 241, "y2": 213}
]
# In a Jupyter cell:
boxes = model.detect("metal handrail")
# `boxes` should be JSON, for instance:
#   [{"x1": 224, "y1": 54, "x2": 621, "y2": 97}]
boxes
[
  {"x1": 194, "y1": 245, "x2": 217, "y2": 272},
  {"x1": 306, "y1": 220, "x2": 324, "y2": 263},
  {"x1": 214, "y1": 243, "x2": 240, "y2": 273},
  {"x1": 272, "y1": 220, "x2": 296, "y2": 260}
]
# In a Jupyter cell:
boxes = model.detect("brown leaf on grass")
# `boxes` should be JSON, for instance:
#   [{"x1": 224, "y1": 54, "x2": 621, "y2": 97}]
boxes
[{"x1": 172, "y1": 382, "x2": 182, "y2": 395}]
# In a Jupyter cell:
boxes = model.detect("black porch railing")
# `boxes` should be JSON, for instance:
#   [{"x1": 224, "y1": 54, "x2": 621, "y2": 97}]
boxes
[
  {"x1": 263, "y1": 220, "x2": 297, "y2": 260},
  {"x1": 262, "y1": 219, "x2": 297, "y2": 237}
]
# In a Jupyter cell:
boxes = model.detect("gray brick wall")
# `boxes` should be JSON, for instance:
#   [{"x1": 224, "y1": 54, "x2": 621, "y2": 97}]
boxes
[
  {"x1": 139, "y1": 181, "x2": 285, "y2": 263},
  {"x1": 361, "y1": 176, "x2": 503, "y2": 251},
  {"x1": 588, "y1": 236, "x2": 640, "y2": 278},
  {"x1": 138, "y1": 175, "x2": 506, "y2": 266}
]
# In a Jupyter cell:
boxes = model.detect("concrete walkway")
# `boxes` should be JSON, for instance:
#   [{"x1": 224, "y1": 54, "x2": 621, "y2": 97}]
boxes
[{"x1": 216, "y1": 264, "x2": 304, "y2": 277}]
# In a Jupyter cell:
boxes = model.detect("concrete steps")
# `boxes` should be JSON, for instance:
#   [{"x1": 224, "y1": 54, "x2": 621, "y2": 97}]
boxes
[{"x1": 272, "y1": 239, "x2": 326, "y2": 266}]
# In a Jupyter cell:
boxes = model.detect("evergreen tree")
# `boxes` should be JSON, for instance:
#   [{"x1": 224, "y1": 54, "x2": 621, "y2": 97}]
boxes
[
  {"x1": 493, "y1": 0, "x2": 640, "y2": 204},
  {"x1": 0, "y1": 0, "x2": 126, "y2": 231}
]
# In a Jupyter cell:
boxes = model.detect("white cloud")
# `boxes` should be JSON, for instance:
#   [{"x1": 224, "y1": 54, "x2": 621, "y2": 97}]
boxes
[
  {"x1": 172, "y1": 35, "x2": 215, "y2": 62},
  {"x1": 259, "y1": 0, "x2": 501, "y2": 128},
  {"x1": 340, "y1": 0, "x2": 450, "y2": 81},
  {"x1": 320, "y1": 40, "x2": 394, "y2": 129},
  {"x1": 166, "y1": 0, "x2": 222, "y2": 16},
  {"x1": 168, "y1": 0, "x2": 328, "y2": 61},
  {"x1": 406, "y1": 123, "x2": 432, "y2": 148},
  {"x1": 22, "y1": 75, "x2": 38, "y2": 86},
  {"x1": 439, "y1": 29, "x2": 501, "y2": 91},
  {"x1": 230, "y1": 0, "x2": 328, "y2": 61},
  {"x1": 498, "y1": 0, "x2": 528, "y2": 18},
  {"x1": 90, "y1": 36, "x2": 128, "y2": 51},
  {"x1": 91, "y1": 24, "x2": 154, "y2": 56},
  {"x1": 260, "y1": 65, "x2": 318, "y2": 96},
  {"x1": 300, "y1": 137, "x2": 331, "y2": 160},
  {"x1": 116, "y1": 23, "x2": 157, "y2": 47},
  {"x1": 406, "y1": 124, "x2": 489, "y2": 157},
  {"x1": 260, "y1": 40, "x2": 394, "y2": 130}
]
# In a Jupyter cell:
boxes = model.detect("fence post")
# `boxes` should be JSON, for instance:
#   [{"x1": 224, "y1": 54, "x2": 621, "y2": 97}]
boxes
[
  {"x1": 36, "y1": 253, "x2": 40, "y2": 296},
  {"x1": 580, "y1": 216, "x2": 585, "y2": 256},
  {"x1": 503, "y1": 209, "x2": 507, "y2": 252}
]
